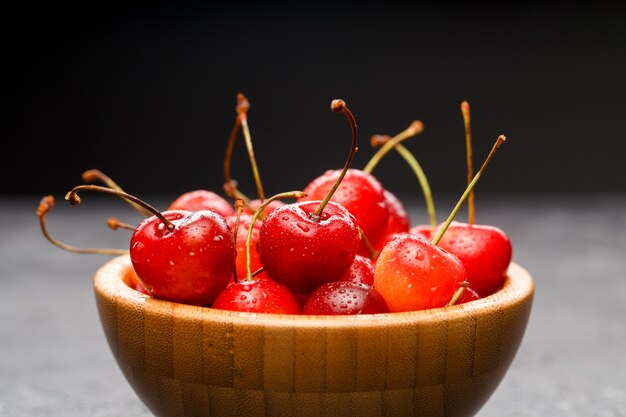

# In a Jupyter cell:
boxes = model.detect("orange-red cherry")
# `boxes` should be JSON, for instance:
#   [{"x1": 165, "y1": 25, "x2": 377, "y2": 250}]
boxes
[{"x1": 374, "y1": 234, "x2": 467, "y2": 312}]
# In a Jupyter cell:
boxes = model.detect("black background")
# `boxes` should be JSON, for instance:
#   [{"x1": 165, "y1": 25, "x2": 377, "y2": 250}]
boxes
[{"x1": 3, "y1": 2, "x2": 626, "y2": 201}]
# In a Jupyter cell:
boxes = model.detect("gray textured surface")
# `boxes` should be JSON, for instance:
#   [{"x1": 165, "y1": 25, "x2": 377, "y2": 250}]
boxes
[{"x1": 1, "y1": 193, "x2": 625, "y2": 417}]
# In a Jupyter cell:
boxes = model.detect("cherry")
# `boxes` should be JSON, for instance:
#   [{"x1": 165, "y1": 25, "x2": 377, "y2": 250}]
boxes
[
  {"x1": 374, "y1": 134, "x2": 507, "y2": 312},
  {"x1": 211, "y1": 192, "x2": 303, "y2": 314},
  {"x1": 338, "y1": 254, "x2": 375, "y2": 286},
  {"x1": 259, "y1": 200, "x2": 360, "y2": 293},
  {"x1": 168, "y1": 189, "x2": 235, "y2": 218},
  {"x1": 64, "y1": 185, "x2": 236, "y2": 307},
  {"x1": 436, "y1": 102, "x2": 512, "y2": 297},
  {"x1": 211, "y1": 277, "x2": 301, "y2": 314},
  {"x1": 374, "y1": 189, "x2": 410, "y2": 253},
  {"x1": 302, "y1": 281, "x2": 389, "y2": 315},
  {"x1": 258, "y1": 99, "x2": 361, "y2": 294}
]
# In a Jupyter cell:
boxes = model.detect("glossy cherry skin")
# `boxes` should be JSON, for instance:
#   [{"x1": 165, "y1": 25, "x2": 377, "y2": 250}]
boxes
[
  {"x1": 339, "y1": 254, "x2": 375, "y2": 285},
  {"x1": 130, "y1": 210, "x2": 236, "y2": 306},
  {"x1": 225, "y1": 212, "x2": 267, "y2": 283},
  {"x1": 436, "y1": 221, "x2": 512, "y2": 297},
  {"x1": 374, "y1": 234, "x2": 467, "y2": 312},
  {"x1": 258, "y1": 201, "x2": 360, "y2": 294},
  {"x1": 168, "y1": 190, "x2": 235, "y2": 218},
  {"x1": 211, "y1": 278, "x2": 301, "y2": 314},
  {"x1": 302, "y1": 281, "x2": 389, "y2": 315},
  {"x1": 299, "y1": 168, "x2": 388, "y2": 250},
  {"x1": 459, "y1": 286, "x2": 481, "y2": 304}
]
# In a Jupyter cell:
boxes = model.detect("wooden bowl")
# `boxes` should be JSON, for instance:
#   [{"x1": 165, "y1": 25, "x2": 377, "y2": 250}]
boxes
[{"x1": 94, "y1": 255, "x2": 534, "y2": 417}]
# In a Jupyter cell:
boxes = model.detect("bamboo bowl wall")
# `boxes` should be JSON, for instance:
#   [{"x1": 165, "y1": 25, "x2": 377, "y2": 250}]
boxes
[{"x1": 94, "y1": 255, "x2": 534, "y2": 417}]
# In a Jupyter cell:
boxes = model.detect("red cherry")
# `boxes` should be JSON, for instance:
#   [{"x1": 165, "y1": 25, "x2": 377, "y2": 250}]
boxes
[
  {"x1": 299, "y1": 168, "x2": 388, "y2": 250},
  {"x1": 338, "y1": 254, "x2": 375, "y2": 286},
  {"x1": 436, "y1": 221, "x2": 512, "y2": 297},
  {"x1": 259, "y1": 201, "x2": 360, "y2": 293},
  {"x1": 211, "y1": 277, "x2": 301, "y2": 314},
  {"x1": 374, "y1": 234, "x2": 467, "y2": 312},
  {"x1": 459, "y1": 285, "x2": 481, "y2": 304},
  {"x1": 168, "y1": 189, "x2": 235, "y2": 218},
  {"x1": 410, "y1": 224, "x2": 433, "y2": 240},
  {"x1": 130, "y1": 209, "x2": 236, "y2": 306},
  {"x1": 381, "y1": 190, "x2": 410, "y2": 235},
  {"x1": 302, "y1": 281, "x2": 389, "y2": 315}
]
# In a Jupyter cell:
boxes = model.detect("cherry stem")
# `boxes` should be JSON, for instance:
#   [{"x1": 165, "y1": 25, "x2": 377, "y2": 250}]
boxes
[
  {"x1": 312, "y1": 99, "x2": 358, "y2": 220},
  {"x1": 461, "y1": 101, "x2": 475, "y2": 225},
  {"x1": 107, "y1": 217, "x2": 136, "y2": 231},
  {"x1": 446, "y1": 281, "x2": 469, "y2": 307},
  {"x1": 231, "y1": 199, "x2": 245, "y2": 283},
  {"x1": 362, "y1": 120, "x2": 424, "y2": 174},
  {"x1": 251, "y1": 266, "x2": 265, "y2": 279},
  {"x1": 37, "y1": 195, "x2": 128, "y2": 255},
  {"x1": 82, "y1": 169, "x2": 152, "y2": 217},
  {"x1": 431, "y1": 135, "x2": 506, "y2": 246},
  {"x1": 245, "y1": 191, "x2": 308, "y2": 281},
  {"x1": 368, "y1": 127, "x2": 437, "y2": 230},
  {"x1": 65, "y1": 185, "x2": 175, "y2": 232},
  {"x1": 223, "y1": 93, "x2": 266, "y2": 202},
  {"x1": 359, "y1": 227, "x2": 379, "y2": 260}
]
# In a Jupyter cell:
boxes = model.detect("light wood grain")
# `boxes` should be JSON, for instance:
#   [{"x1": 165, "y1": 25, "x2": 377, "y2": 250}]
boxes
[{"x1": 94, "y1": 255, "x2": 534, "y2": 417}]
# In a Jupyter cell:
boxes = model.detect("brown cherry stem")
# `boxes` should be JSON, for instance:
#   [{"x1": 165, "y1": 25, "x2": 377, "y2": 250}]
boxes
[
  {"x1": 65, "y1": 185, "x2": 175, "y2": 232},
  {"x1": 37, "y1": 195, "x2": 128, "y2": 255},
  {"x1": 362, "y1": 120, "x2": 424, "y2": 174},
  {"x1": 368, "y1": 127, "x2": 437, "y2": 230},
  {"x1": 82, "y1": 169, "x2": 152, "y2": 217},
  {"x1": 359, "y1": 227, "x2": 379, "y2": 260},
  {"x1": 461, "y1": 101, "x2": 475, "y2": 225},
  {"x1": 431, "y1": 135, "x2": 506, "y2": 246},
  {"x1": 107, "y1": 217, "x2": 136, "y2": 231},
  {"x1": 231, "y1": 199, "x2": 245, "y2": 283},
  {"x1": 245, "y1": 191, "x2": 308, "y2": 281},
  {"x1": 223, "y1": 93, "x2": 266, "y2": 203},
  {"x1": 311, "y1": 99, "x2": 358, "y2": 221},
  {"x1": 446, "y1": 281, "x2": 469, "y2": 307}
]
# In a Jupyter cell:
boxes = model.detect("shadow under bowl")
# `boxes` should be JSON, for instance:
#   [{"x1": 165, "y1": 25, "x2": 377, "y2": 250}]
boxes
[{"x1": 94, "y1": 255, "x2": 534, "y2": 417}]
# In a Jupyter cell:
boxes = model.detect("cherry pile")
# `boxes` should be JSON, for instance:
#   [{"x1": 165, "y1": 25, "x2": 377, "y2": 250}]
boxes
[{"x1": 38, "y1": 96, "x2": 512, "y2": 315}]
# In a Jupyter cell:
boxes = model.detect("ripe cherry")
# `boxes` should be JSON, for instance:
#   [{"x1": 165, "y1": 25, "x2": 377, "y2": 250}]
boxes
[
  {"x1": 302, "y1": 281, "x2": 389, "y2": 315},
  {"x1": 64, "y1": 185, "x2": 237, "y2": 307},
  {"x1": 168, "y1": 189, "x2": 235, "y2": 218},
  {"x1": 258, "y1": 99, "x2": 361, "y2": 294},
  {"x1": 338, "y1": 254, "x2": 375, "y2": 286},
  {"x1": 211, "y1": 192, "x2": 302, "y2": 314},
  {"x1": 225, "y1": 209, "x2": 265, "y2": 283}
]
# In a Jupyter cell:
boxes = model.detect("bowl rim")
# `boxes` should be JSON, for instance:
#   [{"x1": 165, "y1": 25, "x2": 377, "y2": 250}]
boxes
[{"x1": 94, "y1": 255, "x2": 534, "y2": 329}]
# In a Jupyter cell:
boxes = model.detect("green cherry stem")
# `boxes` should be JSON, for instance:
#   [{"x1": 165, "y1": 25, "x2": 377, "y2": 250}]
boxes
[
  {"x1": 65, "y1": 185, "x2": 175, "y2": 232},
  {"x1": 231, "y1": 199, "x2": 245, "y2": 283},
  {"x1": 446, "y1": 281, "x2": 469, "y2": 307},
  {"x1": 431, "y1": 135, "x2": 506, "y2": 246},
  {"x1": 82, "y1": 169, "x2": 153, "y2": 217},
  {"x1": 362, "y1": 120, "x2": 424, "y2": 174},
  {"x1": 37, "y1": 195, "x2": 128, "y2": 255},
  {"x1": 311, "y1": 99, "x2": 358, "y2": 221},
  {"x1": 368, "y1": 127, "x2": 437, "y2": 230},
  {"x1": 461, "y1": 101, "x2": 475, "y2": 225},
  {"x1": 245, "y1": 191, "x2": 308, "y2": 281}
]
